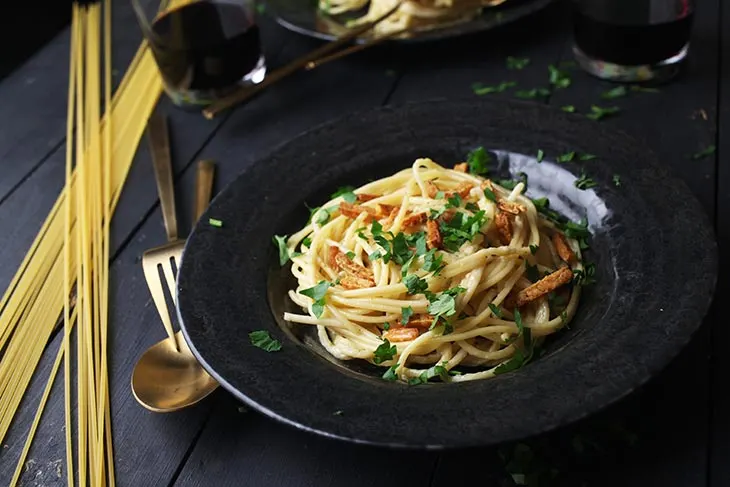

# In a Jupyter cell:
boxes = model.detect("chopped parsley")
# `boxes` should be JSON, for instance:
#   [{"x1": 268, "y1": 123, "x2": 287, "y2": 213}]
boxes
[
  {"x1": 575, "y1": 172, "x2": 598, "y2": 190},
  {"x1": 601, "y1": 86, "x2": 627, "y2": 99},
  {"x1": 579, "y1": 153, "x2": 597, "y2": 161},
  {"x1": 404, "y1": 274, "x2": 429, "y2": 295},
  {"x1": 465, "y1": 202, "x2": 480, "y2": 212},
  {"x1": 301, "y1": 236, "x2": 312, "y2": 247},
  {"x1": 382, "y1": 364, "x2": 399, "y2": 381},
  {"x1": 573, "y1": 263, "x2": 596, "y2": 286},
  {"x1": 446, "y1": 194, "x2": 462, "y2": 208},
  {"x1": 466, "y1": 147, "x2": 491, "y2": 175},
  {"x1": 529, "y1": 244, "x2": 539, "y2": 255},
  {"x1": 586, "y1": 105, "x2": 620, "y2": 121},
  {"x1": 272, "y1": 234, "x2": 290, "y2": 266},
  {"x1": 692, "y1": 145, "x2": 716, "y2": 160},
  {"x1": 383, "y1": 322, "x2": 391, "y2": 331},
  {"x1": 401, "y1": 306, "x2": 414, "y2": 325},
  {"x1": 536, "y1": 149, "x2": 544, "y2": 162},
  {"x1": 408, "y1": 364, "x2": 450, "y2": 385},
  {"x1": 483, "y1": 187, "x2": 497, "y2": 202},
  {"x1": 472, "y1": 81, "x2": 517, "y2": 95},
  {"x1": 422, "y1": 249, "x2": 444, "y2": 274},
  {"x1": 561, "y1": 105, "x2": 576, "y2": 113},
  {"x1": 330, "y1": 185, "x2": 357, "y2": 203},
  {"x1": 208, "y1": 218, "x2": 223, "y2": 227},
  {"x1": 345, "y1": 251, "x2": 355, "y2": 260},
  {"x1": 613, "y1": 174, "x2": 621, "y2": 187},
  {"x1": 494, "y1": 309, "x2": 534, "y2": 375},
  {"x1": 557, "y1": 151, "x2": 575, "y2": 163},
  {"x1": 488, "y1": 303, "x2": 503, "y2": 318},
  {"x1": 373, "y1": 339, "x2": 397, "y2": 364},
  {"x1": 249, "y1": 330, "x2": 282, "y2": 352},
  {"x1": 507, "y1": 56, "x2": 530, "y2": 69},
  {"x1": 498, "y1": 179, "x2": 518, "y2": 190},
  {"x1": 299, "y1": 280, "x2": 333, "y2": 318},
  {"x1": 515, "y1": 87, "x2": 550, "y2": 99},
  {"x1": 439, "y1": 210, "x2": 488, "y2": 252},
  {"x1": 312, "y1": 206, "x2": 334, "y2": 225},
  {"x1": 548, "y1": 64, "x2": 571, "y2": 89}
]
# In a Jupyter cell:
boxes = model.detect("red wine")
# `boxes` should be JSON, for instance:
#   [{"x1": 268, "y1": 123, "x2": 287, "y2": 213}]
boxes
[
  {"x1": 150, "y1": 1, "x2": 261, "y2": 91},
  {"x1": 573, "y1": 8, "x2": 693, "y2": 66}
]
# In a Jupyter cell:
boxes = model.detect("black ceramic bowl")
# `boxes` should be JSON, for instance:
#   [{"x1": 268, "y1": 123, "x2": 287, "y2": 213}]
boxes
[{"x1": 177, "y1": 99, "x2": 717, "y2": 449}]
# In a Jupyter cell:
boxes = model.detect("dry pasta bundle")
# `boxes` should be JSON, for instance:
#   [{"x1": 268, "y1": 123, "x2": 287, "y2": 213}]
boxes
[{"x1": 280, "y1": 156, "x2": 586, "y2": 384}]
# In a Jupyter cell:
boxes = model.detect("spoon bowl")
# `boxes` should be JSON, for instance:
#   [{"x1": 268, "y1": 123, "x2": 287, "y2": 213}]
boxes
[{"x1": 131, "y1": 331, "x2": 218, "y2": 412}]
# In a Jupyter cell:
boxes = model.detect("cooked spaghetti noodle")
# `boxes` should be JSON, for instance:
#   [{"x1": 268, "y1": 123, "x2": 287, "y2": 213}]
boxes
[
  {"x1": 322, "y1": 0, "x2": 508, "y2": 37},
  {"x1": 281, "y1": 156, "x2": 587, "y2": 384}
]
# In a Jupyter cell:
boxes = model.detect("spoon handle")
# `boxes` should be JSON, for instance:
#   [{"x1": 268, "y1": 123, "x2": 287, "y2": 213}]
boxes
[{"x1": 193, "y1": 160, "x2": 215, "y2": 225}]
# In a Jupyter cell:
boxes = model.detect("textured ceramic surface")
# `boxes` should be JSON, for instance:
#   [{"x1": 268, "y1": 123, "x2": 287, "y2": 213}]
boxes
[
  {"x1": 177, "y1": 99, "x2": 717, "y2": 449},
  {"x1": 265, "y1": 0, "x2": 553, "y2": 43}
]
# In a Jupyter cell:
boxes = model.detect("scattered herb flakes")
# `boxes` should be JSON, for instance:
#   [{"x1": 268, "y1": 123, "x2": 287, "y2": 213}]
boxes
[
  {"x1": 407, "y1": 364, "x2": 450, "y2": 385},
  {"x1": 575, "y1": 172, "x2": 598, "y2": 190},
  {"x1": 529, "y1": 244, "x2": 539, "y2": 255},
  {"x1": 466, "y1": 146, "x2": 491, "y2": 175},
  {"x1": 312, "y1": 206, "x2": 333, "y2": 225},
  {"x1": 601, "y1": 85, "x2": 627, "y2": 99},
  {"x1": 472, "y1": 81, "x2": 517, "y2": 95},
  {"x1": 561, "y1": 105, "x2": 576, "y2": 113},
  {"x1": 249, "y1": 330, "x2": 282, "y2": 352},
  {"x1": 382, "y1": 364, "x2": 399, "y2": 381},
  {"x1": 330, "y1": 185, "x2": 357, "y2": 202},
  {"x1": 383, "y1": 322, "x2": 391, "y2": 330},
  {"x1": 573, "y1": 263, "x2": 597, "y2": 286},
  {"x1": 515, "y1": 88, "x2": 550, "y2": 99},
  {"x1": 494, "y1": 309, "x2": 535, "y2": 375},
  {"x1": 498, "y1": 179, "x2": 518, "y2": 190},
  {"x1": 465, "y1": 202, "x2": 480, "y2": 212},
  {"x1": 446, "y1": 194, "x2": 462, "y2": 209},
  {"x1": 483, "y1": 187, "x2": 497, "y2": 202},
  {"x1": 299, "y1": 280, "x2": 333, "y2": 317},
  {"x1": 613, "y1": 174, "x2": 621, "y2": 187},
  {"x1": 272, "y1": 235, "x2": 290, "y2": 266},
  {"x1": 578, "y1": 153, "x2": 597, "y2": 161},
  {"x1": 692, "y1": 145, "x2": 716, "y2": 160},
  {"x1": 345, "y1": 251, "x2": 355, "y2": 260},
  {"x1": 301, "y1": 236, "x2": 312, "y2": 248},
  {"x1": 404, "y1": 274, "x2": 429, "y2": 295},
  {"x1": 556, "y1": 151, "x2": 575, "y2": 163},
  {"x1": 401, "y1": 306, "x2": 414, "y2": 325},
  {"x1": 548, "y1": 64, "x2": 571, "y2": 89},
  {"x1": 531, "y1": 197, "x2": 549, "y2": 210},
  {"x1": 586, "y1": 105, "x2": 620, "y2": 121},
  {"x1": 373, "y1": 339, "x2": 397, "y2": 364},
  {"x1": 208, "y1": 218, "x2": 223, "y2": 227},
  {"x1": 439, "y1": 210, "x2": 488, "y2": 252},
  {"x1": 536, "y1": 149, "x2": 544, "y2": 162},
  {"x1": 507, "y1": 56, "x2": 530, "y2": 70},
  {"x1": 488, "y1": 303, "x2": 503, "y2": 318},
  {"x1": 630, "y1": 85, "x2": 660, "y2": 93},
  {"x1": 423, "y1": 249, "x2": 444, "y2": 274}
]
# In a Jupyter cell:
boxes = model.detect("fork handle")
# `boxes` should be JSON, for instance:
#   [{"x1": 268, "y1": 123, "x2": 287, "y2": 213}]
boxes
[
  {"x1": 193, "y1": 160, "x2": 215, "y2": 224},
  {"x1": 147, "y1": 111, "x2": 179, "y2": 241}
]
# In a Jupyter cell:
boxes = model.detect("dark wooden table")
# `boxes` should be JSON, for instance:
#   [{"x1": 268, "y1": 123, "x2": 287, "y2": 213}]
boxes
[{"x1": 0, "y1": 1, "x2": 727, "y2": 485}]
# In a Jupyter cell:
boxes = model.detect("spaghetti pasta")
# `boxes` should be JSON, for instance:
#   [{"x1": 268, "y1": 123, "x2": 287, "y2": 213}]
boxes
[{"x1": 281, "y1": 157, "x2": 586, "y2": 384}]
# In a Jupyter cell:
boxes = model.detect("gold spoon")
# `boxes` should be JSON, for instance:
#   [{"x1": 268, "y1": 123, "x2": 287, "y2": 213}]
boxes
[{"x1": 131, "y1": 160, "x2": 219, "y2": 412}]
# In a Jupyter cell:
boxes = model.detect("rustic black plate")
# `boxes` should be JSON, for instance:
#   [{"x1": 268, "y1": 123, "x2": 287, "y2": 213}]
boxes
[
  {"x1": 265, "y1": 0, "x2": 552, "y2": 42},
  {"x1": 176, "y1": 99, "x2": 717, "y2": 449}
]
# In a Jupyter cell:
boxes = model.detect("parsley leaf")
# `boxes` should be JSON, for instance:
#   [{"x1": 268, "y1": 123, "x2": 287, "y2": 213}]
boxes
[
  {"x1": 330, "y1": 185, "x2": 357, "y2": 203},
  {"x1": 498, "y1": 179, "x2": 518, "y2": 190},
  {"x1": 301, "y1": 236, "x2": 312, "y2": 248},
  {"x1": 692, "y1": 145, "x2": 716, "y2": 160},
  {"x1": 575, "y1": 172, "x2": 599, "y2": 190},
  {"x1": 272, "y1": 234, "x2": 290, "y2": 266},
  {"x1": 345, "y1": 251, "x2": 355, "y2": 260},
  {"x1": 494, "y1": 309, "x2": 534, "y2": 375},
  {"x1": 536, "y1": 149, "x2": 544, "y2": 162},
  {"x1": 299, "y1": 280, "x2": 333, "y2": 318},
  {"x1": 548, "y1": 64, "x2": 571, "y2": 89},
  {"x1": 488, "y1": 303, "x2": 503, "y2": 318},
  {"x1": 391, "y1": 232, "x2": 413, "y2": 266},
  {"x1": 404, "y1": 274, "x2": 429, "y2": 295},
  {"x1": 483, "y1": 187, "x2": 497, "y2": 202},
  {"x1": 313, "y1": 207, "x2": 334, "y2": 225},
  {"x1": 446, "y1": 194, "x2": 462, "y2": 209},
  {"x1": 557, "y1": 151, "x2": 575, "y2": 163},
  {"x1": 373, "y1": 339, "x2": 397, "y2": 364},
  {"x1": 562, "y1": 219, "x2": 590, "y2": 239},
  {"x1": 427, "y1": 293, "x2": 458, "y2": 318},
  {"x1": 507, "y1": 56, "x2": 530, "y2": 69},
  {"x1": 440, "y1": 211, "x2": 487, "y2": 251},
  {"x1": 465, "y1": 202, "x2": 480, "y2": 212},
  {"x1": 209, "y1": 218, "x2": 223, "y2": 227},
  {"x1": 586, "y1": 105, "x2": 620, "y2": 121},
  {"x1": 467, "y1": 147, "x2": 491, "y2": 175},
  {"x1": 532, "y1": 197, "x2": 549, "y2": 209},
  {"x1": 408, "y1": 364, "x2": 450, "y2": 385},
  {"x1": 601, "y1": 86, "x2": 627, "y2": 99},
  {"x1": 382, "y1": 364, "x2": 399, "y2": 381},
  {"x1": 573, "y1": 263, "x2": 597, "y2": 286},
  {"x1": 561, "y1": 105, "x2": 576, "y2": 113},
  {"x1": 423, "y1": 249, "x2": 444, "y2": 274},
  {"x1": 529, "y1": 244, "x2": 538, "y2": 255},
  {"x1": 401, "y1": 306, "x2": 414, "y2": 326},
  {"x1": 472, "y1": 81, "x2": 517, "y2": 95},
  {"x1": 249, "y1": 330, "x2": 282, "y2": 352},
  {"x1": 613, "y1": 174, "x2": 621, "y2": 187},
  {"x1": 383, "y1": 322, "x2": 391, "y2": 330}
]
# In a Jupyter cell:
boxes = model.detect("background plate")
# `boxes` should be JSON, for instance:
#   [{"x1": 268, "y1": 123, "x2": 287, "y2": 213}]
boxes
[
  {"x1": 177, "y1": 99, "x2": 717, "y2": 449},
  {"x1": 265, "y1": 0, "x2": 553, "y2": 42}
]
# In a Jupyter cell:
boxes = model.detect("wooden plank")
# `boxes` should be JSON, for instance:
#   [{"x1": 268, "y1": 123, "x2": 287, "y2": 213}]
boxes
[{"x1": 0, "y1": 16, "x2": 292, "y2": 487}]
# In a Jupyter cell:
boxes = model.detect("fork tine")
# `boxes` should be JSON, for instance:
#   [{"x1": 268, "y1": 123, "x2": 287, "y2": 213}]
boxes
[
  {"x1": 142, "y1": 253, "x2": 178, "y2": 351},
  {"x1": 161, "y1": 256, "x2": 177, "y2": 306}
]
